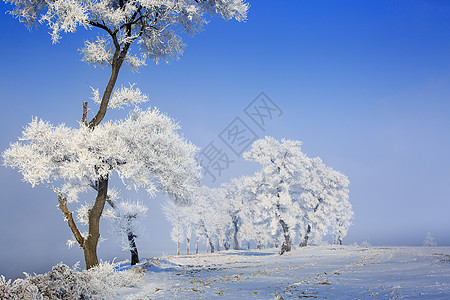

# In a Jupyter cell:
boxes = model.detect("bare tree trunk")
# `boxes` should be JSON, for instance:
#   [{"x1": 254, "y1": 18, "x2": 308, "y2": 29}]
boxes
[
  {"x1": 84, "y1": 177, "x2": 108, "y2": 269},
  {"x1": 334, "y1": 235, "x2": 343, "y2": 245},
  {"x1": 299, "y1": 235, "x2": 308, "y2": 247},
  {"x1": 279, "y1": 219, "x2": 291, "y2": 255},
  {"x1": 187, "y1": 237, "x2": 190, "y2": 255},
  {"x1": 58, "y1": 196, "x2": 85, "y2": 248},
  {"x1": 299, "y1": 224, "x2": 311, "y2": 247},
  {"x1": 88, "y1": 45, "x2": 129, "y2": 128},
  {"x1": 233, "y1": 221, "x2": 239, "y2": 250},
  {"x1": 209, "y1": 240, "x2": 215, "y2": 253},
  {"x1": 224, "y1": 240, "x2": 230, "y2": 251},
  {"x1": 127, "y1": 231, "x2": 139, "y2": 265},
  {"x1": 58, "y1": 25, "x2": 136, "y2": 270},
  {"x1": 105, "y1": 198, "x2": 140, "y2": 265},
  {"x1": 83, "y1": 45, "x2": 124, "y2": 269},
  {"x1": 177, "y1": 241, "x2": 180, "y2": 256},
  {"x1": 195, "y1": 238, "x2": 199, "y2": 254}
]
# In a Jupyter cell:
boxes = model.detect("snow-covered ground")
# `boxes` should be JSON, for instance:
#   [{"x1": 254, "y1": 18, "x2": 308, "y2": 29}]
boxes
[{"x1": 116, "y1": 245, "x2": 450, "y2": 299}]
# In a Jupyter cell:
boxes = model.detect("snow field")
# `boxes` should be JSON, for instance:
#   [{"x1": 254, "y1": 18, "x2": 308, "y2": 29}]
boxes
[{"x1": 117, "y1": 245, "x2": 450, "y2": 299}]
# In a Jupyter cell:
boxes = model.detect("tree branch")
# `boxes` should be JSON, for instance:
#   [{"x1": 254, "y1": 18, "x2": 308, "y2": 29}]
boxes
[
  {"x1": 88, "y1": 48, "x2": 122, "y2": 128},
  {"x1": 82, "y1": 102, "x2": 88, "y2": 126},
  {"x1": 58, "y1": 195, "x2": 85, "y2": 248},
  {"x1": 88, "y1": 20, "x2": 120, "y2": 48},
  {"x1": 117, "y1": 6, "x2": 145, "y2": 33},
  {"x1": 86, "y1": 176, "x2": 116, "y2": 209}
]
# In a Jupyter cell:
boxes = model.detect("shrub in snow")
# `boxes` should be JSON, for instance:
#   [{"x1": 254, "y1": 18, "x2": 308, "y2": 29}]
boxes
[
  {"x1": 360, "y1": 240, "x2": 371, "y2": 248},
  {"x1": 0, "y1": 261, "x2": 142, "y2": 299},
  {"x1": 423, "y1": 232, "x2": 437, "y2": 246}
]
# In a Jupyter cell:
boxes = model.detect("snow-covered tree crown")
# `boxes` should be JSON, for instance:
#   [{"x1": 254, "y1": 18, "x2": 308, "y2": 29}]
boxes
[
  {"x1": 2, "y1": 107, "x2": 201, "y2": 203},
  {"x1": 5, "y1": 0, "x2": 249, "y2": 64}
]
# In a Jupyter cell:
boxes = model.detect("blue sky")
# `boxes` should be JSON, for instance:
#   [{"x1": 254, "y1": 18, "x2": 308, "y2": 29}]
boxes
[{"x1": 1, "y1": 0, "x2": 450, "y2": 279}]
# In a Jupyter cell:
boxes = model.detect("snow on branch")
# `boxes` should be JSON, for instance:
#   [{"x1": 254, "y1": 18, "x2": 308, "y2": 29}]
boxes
[
  {"x1": 90, "y1": 84, "x2": 149, "y2": 109},
  {"x1": 5, "y1": 0, "x2": 249, "y2": 63},
  {"x1": 80, "y1": 36, "x2": 113, "y2": 66},
  {"x1": 106, "y1": 200, "x2": 148, "y2": 251},
  {"x1": 41, "y1": 0, "x2": 90, "y2": 44},
  {"x1": 111, "y1": 84, "x2": 149, "y2": 109},
  {"x1": 2, "y1": 107, "x2": 201, "y2": 203}
]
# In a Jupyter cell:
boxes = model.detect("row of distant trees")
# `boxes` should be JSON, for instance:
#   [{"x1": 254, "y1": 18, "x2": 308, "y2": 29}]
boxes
[{"x1": 163, "y1": 137, "x2": 353, "y2": 255}]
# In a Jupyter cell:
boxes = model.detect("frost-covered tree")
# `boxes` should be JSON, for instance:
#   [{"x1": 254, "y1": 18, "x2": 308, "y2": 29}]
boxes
[
  {"x1": 5, "y1": 0, "x2": 249, "y2": 129},
  {"x1": 163, "y1": 137, "x2": 352, "y2": 254},
  {"x1": 241, "y1": 137, "x2": 352, "y2": 252},
  {"x1": 162, "y1": 201, "x2": 185, "y2": 255},
  {"x1": 163, "y1": 185, "x2": 232, "y2": 254},
  {"x1": 423, "y1": 232, "x2": 437, "y2": 247},
  {"x1": 189, "y1": 186, "x2": 230, "y2": 253},
  {"x1": 221, "y1": 178, "x2": 247, "y2": 250},
  {"x1": 296, "y1": 157, "x2": 352, "y2": 247},
  {"x1": 3, "y1": 0, "x2": 249, "y2": 269},
  {"x1": 3, "y1": 107, "x2": 200, "y2": 268},
  {"x1": 222, "y1": 175, "x2": 276, "y2": 250},
  {"x1": 243, "y1": 137, "x2": 307, "y2": 254},
  {"x1": 103, "y1": 196, "x2": 148, "y2": 265}
]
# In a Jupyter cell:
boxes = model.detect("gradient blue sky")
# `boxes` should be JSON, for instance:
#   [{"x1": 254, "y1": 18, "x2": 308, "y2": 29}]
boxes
[{"x1": 1, "y1": 0, "x2": 450, "y2": 279}]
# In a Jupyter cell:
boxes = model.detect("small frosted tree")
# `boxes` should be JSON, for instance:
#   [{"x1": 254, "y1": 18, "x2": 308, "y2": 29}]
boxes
[
  {"x1": 423, "y1": 232, "x2": 437, "y2": 247},
  {"x1": 190, "y1": 186, "x2": 230, "y2": 253},
  {"x1": 103, "y1": 196, "x2": 148, "y2": 265},
  {"x1": 162, "y1": 201, "x2": 185, "y2": 255},
  {"x1": 3, "y1": 0, "x2": 249, "y2": 269},
  {"x1": 221, "y1": 178, "x2": 248, "y2": 250}
]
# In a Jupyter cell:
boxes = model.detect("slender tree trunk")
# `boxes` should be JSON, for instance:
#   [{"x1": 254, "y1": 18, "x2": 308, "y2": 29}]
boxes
[
  {"x1": 299, "y1": 235, "x2": 308, "y2": 247},
  {"x1": 334, "y1": 235, "x2": 343, "y2": 245},
  {"x1": 83, "y1": 47, "x2": 125, "y2": 269},
  {"x1": 233, "y1": 221, "x2": 239, "y2": 250},
  {"x1": 127, "y1": 231, "x2": 139, "y2": 265},
  {"x1": 206, "y1": 238, "x2": 210, "y2": 253},
  {"x1": 58, "y1": 196, "x2": 85, "y2": 248},
  {"x1": 279, "y1": 219, "x2": 291, "y2": 255},
  {"x1": 209, "y1": 240, "x2": 215, "y2": 253},
  {"x1": 177, "y1": 241, "x2": 180, "y2": 256},
  {"x1": 299, "y1": 224, "x2": 311, "y2": 247},
  {"x1": 224, "y1": 240, "x2": 230, "y2": 251},
  {"x1": 195, "y1": 239, "x2": 199, "y2": 254},
  {"x1": 106, "y1": 198, "x2": 140, "y2": 265},
  {"x1": 187, "y1": 237, "x2": 190, "y2": 255},
  {"x1": 88, "y1": 48, "x2": 127, "y2": 128},
  {"x1": 84, "y1": 177, "x2": 108, "y2": 269},
  {"x1": 62, "y1": 31, "x2": 134, "y2": 270}
]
